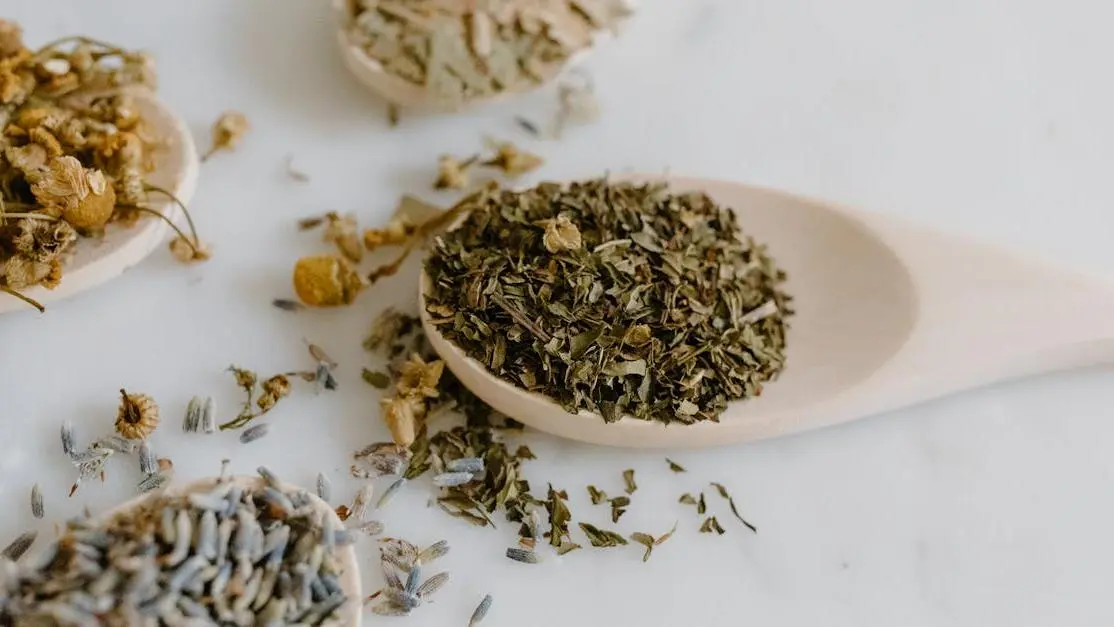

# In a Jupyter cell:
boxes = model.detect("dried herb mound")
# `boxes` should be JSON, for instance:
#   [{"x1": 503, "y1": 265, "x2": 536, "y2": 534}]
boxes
[
  {"x1": 424, "y1": 179, "x2": 793, "y2": 424},
  {"x1": 345, "y1": 1, "x2": 632, "y2": 109}
]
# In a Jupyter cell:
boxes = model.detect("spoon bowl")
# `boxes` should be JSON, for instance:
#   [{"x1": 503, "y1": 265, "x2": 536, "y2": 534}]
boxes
[
  {"x1": 421, "y1": 175, "x2": 1114, "y2": 448},
  {"x1": 104, "y1": 475, "x2": 363, "y2": 625},
  {"x1": 0, "y1": 90, "x2": 199, "y2": 314}
]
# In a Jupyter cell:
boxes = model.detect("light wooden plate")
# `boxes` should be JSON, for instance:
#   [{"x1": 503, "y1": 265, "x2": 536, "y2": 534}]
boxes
[{"x1": 0, "y1": 90, "x2": 199, "y2": 315}]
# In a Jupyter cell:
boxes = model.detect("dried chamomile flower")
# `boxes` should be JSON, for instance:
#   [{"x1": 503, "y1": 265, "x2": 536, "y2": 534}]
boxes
[
  {"x1": 324, "y1": 213, "x2": 363, "y2": 263},
  {"x1": 381, "y1": 395, "x2": 424, "y2": 447},
  {"x1": 115, "y1": 388, "x2": 159, "y2": 440},
  {"x1": 541, "y1": 215, "x2": 582, "y2": 253},
  {"x1": 292, "y1": 254, "x2": 365, "y2": 307},
  {"x1": 4, "y1": 144, "x2": 48, "y2": 181},
  {"x1": 168, "y1": 236, "x2": 212, "y2": 263},
  {"x1": 202, "y1": 110, "x2": 249, "y2": 161},
  {"x1": 12, "y1": 218, "x2": 77, "y2": 263},
  {"x1": 481, "y1": 141, "x2": 543, "y2": 177},
  {"x1": 363, "y1": 218, "x2": 414, "y2": 251},
  {"x1": 0, "y1": 19, "x2": 23, "y2": 58},
  {"x1": 2, "y1": 256, "x2": 50, "y2": 289},
  {"x1": 396, "y1": 354, "x2": 444, "y2": 399},
  {"x1": 28, "y1": 156, "x2": 117, "y2": 231},
  {"x1": 433, "y1": 155, "x2": 475, "y2": 190},
  {"x1": 262, "y1": 374, "x2": 292, "y2": 399}
]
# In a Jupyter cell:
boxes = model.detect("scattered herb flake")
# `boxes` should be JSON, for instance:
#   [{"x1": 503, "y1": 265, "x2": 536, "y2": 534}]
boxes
[
  {"x1": 710, "y1": 482, "x2": 757, "y2": 534},
  {"x1": 578, "y1": 522, "x2": 628, "y2": 548},
  {"x1": 622, "y1": 469, "x2": 637, "y2": 494},
  {"x1": 587, "y1": 485, "x2": 607, "y2": 505}
]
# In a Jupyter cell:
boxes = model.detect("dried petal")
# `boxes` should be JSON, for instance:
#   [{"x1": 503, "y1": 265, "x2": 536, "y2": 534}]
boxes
[
  {"x1": 396, "y1": 354, "x2": 444, "y2": 399},
  {"x1": 542, "y1": 215, "x2": 582, "y2": 253}
]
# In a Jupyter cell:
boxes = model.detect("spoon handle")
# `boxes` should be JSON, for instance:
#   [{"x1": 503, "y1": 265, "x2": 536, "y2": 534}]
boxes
[{"x1": 848, "y1": 213, "x2": 1114, "y2": 413}]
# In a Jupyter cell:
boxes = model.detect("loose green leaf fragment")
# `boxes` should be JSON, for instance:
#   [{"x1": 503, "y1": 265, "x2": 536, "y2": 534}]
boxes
[
  {"x1": 699, "y1": 516, "x2": 725, "y2": 535},
  {"x1": 546, "y1": 485, "x2": 573, "y2": 548},
  {"x1": 587, "y1": 485, "x2": 607, "y2": 505},
  {"x1": 579, "y1": 522, "x2": 628, "y2": 548},
  {"x1": 622, "y1": 469, "x2": 637, "y2": 494},
  {"x1": 666, "y1": 458, "x2": 686, "y2": 472},
  {"x1": 710, "y1": 482, "x2": 757, "y2": 534},
  {"x1": 630, "y1": 522, "x2": 678, "y2": 562},
  {"x1": 361, "y1": 368, "x2": 392, "y2": 389},
  {"x1": 609, "y1": 496, "x2": 630, "y2": 523}
]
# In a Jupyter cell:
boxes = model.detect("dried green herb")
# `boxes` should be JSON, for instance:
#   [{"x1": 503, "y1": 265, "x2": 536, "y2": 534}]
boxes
[
  {"x1": 697, "y1": 493, "x2": 707, "y2": 515},
  {"x1": 679, "y1": 493, "x2": 697, "y2": 506},
  {"x1": 622, "y1": 469, "x2": 637, "y2": 494},
  {"x1": 587, "y1": 485, "x2": 607, "y2": 505},
  {"x1": 362, "y1": 368, "x2": 392, "y2": 389},
  {"x1": 424, "y1": 179, "x2": 793, "y2": 426},
  {"x1": 609, "y1": 496, "x2": 630, "y2": 523},
  {"x1": 546, "y1": 485, "x2": 572, "y2": 548},
  {"x1": 699, "y1": 516, "x2": 725, "y2": 535},
  {"x1": 514, "y1": 445, "x2": 536, "y2": 460},
  {"x1": 578, "y1": 522, "x2": 627, "y2": 548},
  {"x1": 666, "y1": 458, "x2": 686, "y2": 473},
  {"x1": 710, "y1": 482, "x2": 757, "y2": 534},
  {"x1": 630, "y1": 522, "x2": 677, "y2": 562}
]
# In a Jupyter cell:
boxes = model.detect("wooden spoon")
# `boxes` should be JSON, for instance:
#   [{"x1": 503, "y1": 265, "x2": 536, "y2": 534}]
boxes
[
  {"x1": 0, "y1": 90, "x2": 199, "y2": 315},
  {"x1": 101, "y1": 475, "x2": 363, "y2": 625},
  {"x1": 331, "y1": 0, "x2": 620, "y2": 111},
  {"x1": 420, "y1": 175, "x2": 1114, "y2": 449}
]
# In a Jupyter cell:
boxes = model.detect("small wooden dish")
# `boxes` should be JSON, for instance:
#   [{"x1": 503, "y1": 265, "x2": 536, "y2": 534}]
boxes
[{"x1": 0, "y1": 90, "x2": 199, "y2": 315}]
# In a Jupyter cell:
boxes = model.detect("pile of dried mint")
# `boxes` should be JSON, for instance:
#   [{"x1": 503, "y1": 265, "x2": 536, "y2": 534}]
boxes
[
  {"x1": 345, "y1": 0, "x2": 632, "y2": 108},
  {"x1": 0, "y1": 468, "x2": 352, "y2": 625},
  {"x1": 0, "y1": 22, "x2": 207, "y2": 312},
  {"x1": 423, "y1": 178, "x2": 793, "y2": 424}
]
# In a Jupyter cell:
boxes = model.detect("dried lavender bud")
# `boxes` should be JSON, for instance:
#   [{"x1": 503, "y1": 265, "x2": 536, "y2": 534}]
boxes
[
  {"x1": 356, "y1": 521, "x2": 385, "y2": 536},
  {"x1": 138, "y1": 441, "x2": 157, "y2": 475},
  {"x1": 30, "y1": 484, "x2": 43, "y2": 519},
  {"x1": 316, "y1": 472, "x2": 331, "y2": 502},
  {"x1": 201, "y1": 397, "x2": 216, "y2": 433},
  {"x1": 415, "y1": 571, "x2": 449, "y2": 599},
  {"x1": 183, "y1": 397, "x2": 203, "y2": 433},
  {"x1": 416, "y1": 540, "x2": 450, "y2": 565},
  {"x1": 350, "y1": 484, "x2": 375, "y2": 521},
  {"x1": 240, "y1": 423, "x2": 270, "y2": 444},
  {"x1": 505, "y1": 547, "x2": 539, "y2": 564},
  {"x1": 444, "y1": 457, "x2": 484, "y2": 474},
  {"x1": 376, "y1": 478, "x2": 406, "y2": 509},
  {"x1": 1, "y1": 531, "x2": 36, "y2": 561},
  {"x1": 469, "y1": 594, "x2": 493, "y2": 627},
  {"x1": 137, "y1": 470, "x2": 170, "y2": 493},
  {"x1": 60, "y1": 422, "x2": 76, "y2": 457},
  {"x1": 432, "y1": 471, "x2": 474, "y2": 488}
]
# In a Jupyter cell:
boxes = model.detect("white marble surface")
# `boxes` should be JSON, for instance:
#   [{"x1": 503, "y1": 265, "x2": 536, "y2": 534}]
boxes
[{"x1": 3, "y1": 1, "x2": 1114, "y2": 625}]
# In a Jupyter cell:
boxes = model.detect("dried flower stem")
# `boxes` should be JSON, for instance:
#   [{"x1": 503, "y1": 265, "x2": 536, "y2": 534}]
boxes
[
  {"x1": 0, "y1": 213, "x2": 60, "y2": 222},
  {"x1": 143, "y1": 184, "x2": 201, "y2": 246},
  {"x1": 0, "y1": 286, "x2": 45, "y2": 313},
  {"x1": 34, "y1": 36, "x2": 127, "y2": 56},
  {"x1": 116, "y1": 205, "x2": 201, "y2": 257}
]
